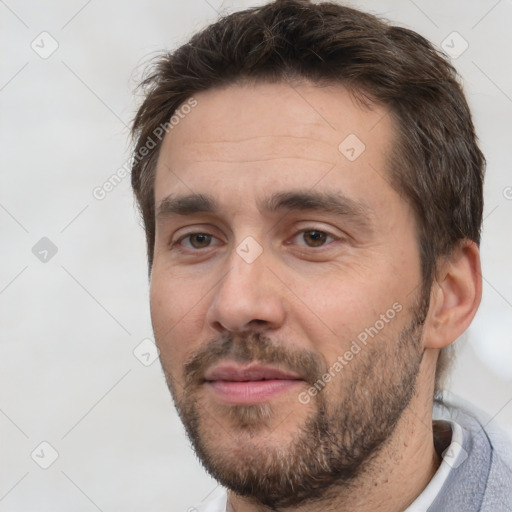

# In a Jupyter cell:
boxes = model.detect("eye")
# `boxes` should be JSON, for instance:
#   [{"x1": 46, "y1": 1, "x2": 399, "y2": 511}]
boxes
[
  {"x1": 291, "y1": 229, "x2": 337, "y2": 248},
  {"x1": 172, "y1": 228, "x2": 339, "y2": 252},
  {"x1": 175, "y1": 232, "x2": 222, "y2": 250}
]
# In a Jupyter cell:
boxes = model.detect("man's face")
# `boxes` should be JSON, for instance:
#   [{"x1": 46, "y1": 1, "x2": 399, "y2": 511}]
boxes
[{"x1": 150, "y1": 81, "x2": 427, "y2": 508}]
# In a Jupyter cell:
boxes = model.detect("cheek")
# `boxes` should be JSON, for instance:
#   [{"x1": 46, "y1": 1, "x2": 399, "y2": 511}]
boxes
[
  {"x1": 293, "y1": 264, "x2": 390, "y2": 320},
  {"x1": 149, "y1": 273, "x2": 174, "y2": 333},
  {"x1": 289, "y1": 263, "x2": 408, "y2": 359},
  {"x1": 149, "y1": 270, "x2": 206, "y2": 371},
  {"x1": 150, "y1": 263, "x2": 202, "y2": 324}
]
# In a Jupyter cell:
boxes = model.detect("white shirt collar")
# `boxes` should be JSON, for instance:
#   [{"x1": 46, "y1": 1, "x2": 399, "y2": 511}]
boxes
[{"x1": 404, "y1": 419, "x2": 463, "y2": 511}]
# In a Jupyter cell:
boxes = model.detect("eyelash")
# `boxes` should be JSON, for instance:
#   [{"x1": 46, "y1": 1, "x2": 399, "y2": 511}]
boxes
[{"x1": 172, "y1": 228, "x2": 340, "y2": 252}]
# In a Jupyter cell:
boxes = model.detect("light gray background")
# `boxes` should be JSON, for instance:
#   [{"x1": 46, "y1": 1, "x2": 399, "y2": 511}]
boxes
[{"x1": 1, "y1": 1, "x2": 511, "y2": 510}]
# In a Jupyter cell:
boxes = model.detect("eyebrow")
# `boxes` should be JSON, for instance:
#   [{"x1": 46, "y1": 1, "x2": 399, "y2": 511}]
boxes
[{"x1": 156, "y1": 189, "x2": 375, "y2": 229}]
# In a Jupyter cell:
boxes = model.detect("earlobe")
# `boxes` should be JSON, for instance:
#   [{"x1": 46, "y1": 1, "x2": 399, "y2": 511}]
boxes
[{"x1": 424, "y1": 240, "x2": 482, "y2": 350}]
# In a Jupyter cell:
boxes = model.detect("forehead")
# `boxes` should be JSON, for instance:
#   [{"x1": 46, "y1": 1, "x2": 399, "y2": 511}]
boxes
[
  {"x1": 154, "y1": 80, "x2": 397, "y2": 212},
  {"x1": 161, "y1": 80, "x2": 391, "y2": 150}
]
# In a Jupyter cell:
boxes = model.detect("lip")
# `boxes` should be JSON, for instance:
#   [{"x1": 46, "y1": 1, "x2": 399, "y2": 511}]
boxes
[
  {"x1": 203, "y1": 362, "x2": 304, "y2": 405},
  {"x1": 203, "y1": 362, "x2": 302, "y2": 382}
]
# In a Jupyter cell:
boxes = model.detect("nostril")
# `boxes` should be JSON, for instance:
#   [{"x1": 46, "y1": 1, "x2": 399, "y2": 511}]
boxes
[{"x1": 252, "y1": 319, "x2": 266, "y2": 325}]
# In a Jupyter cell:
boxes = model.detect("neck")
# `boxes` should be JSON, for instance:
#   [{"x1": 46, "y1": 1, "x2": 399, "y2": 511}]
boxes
[{"x1": 226, "y1": 353, "x2": 442, "y2": 512}]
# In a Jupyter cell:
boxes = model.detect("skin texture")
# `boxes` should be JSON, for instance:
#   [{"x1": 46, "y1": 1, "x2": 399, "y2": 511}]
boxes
[{"x1": 149, "y1": 81, "x2": 482, "y2": 511}]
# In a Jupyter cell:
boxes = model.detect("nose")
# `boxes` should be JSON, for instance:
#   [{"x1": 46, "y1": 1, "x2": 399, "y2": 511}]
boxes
[{"x1": 205, "y1": 245, "x2": 287, "y2": 334}]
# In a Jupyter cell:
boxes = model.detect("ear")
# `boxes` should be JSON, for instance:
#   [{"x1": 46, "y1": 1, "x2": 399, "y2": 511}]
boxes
[{"x1": 423, "y1": 240, "x2": 482, "y2": 349}]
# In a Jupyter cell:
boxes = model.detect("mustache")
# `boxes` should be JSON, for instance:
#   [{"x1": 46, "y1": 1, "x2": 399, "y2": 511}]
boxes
[{"x1": 183, "y1": 331, "x2": 328, "y2": 389}]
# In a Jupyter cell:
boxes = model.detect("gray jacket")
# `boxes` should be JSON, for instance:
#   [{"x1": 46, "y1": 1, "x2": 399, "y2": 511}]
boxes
[{"x1": 426, "y1": 394, "x2": 512, "y2": 511}]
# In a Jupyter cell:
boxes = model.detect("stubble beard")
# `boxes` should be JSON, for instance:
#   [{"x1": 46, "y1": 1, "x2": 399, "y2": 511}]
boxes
[{"x1": 160, "y1": 303, "x2": 427, "y2": 510}]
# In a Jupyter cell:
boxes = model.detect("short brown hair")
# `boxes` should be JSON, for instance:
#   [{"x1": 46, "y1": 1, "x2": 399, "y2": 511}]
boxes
[{"x1": 130, "y1": 0, "x2": 485, "y2": 392}]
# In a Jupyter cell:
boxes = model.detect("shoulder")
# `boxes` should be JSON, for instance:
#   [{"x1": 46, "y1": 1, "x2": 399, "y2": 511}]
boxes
[
  {"x1": 480, "y1": 449, "x2": 512, "y2": 511},
  {"x1": 434, "y1": 391, "x2": 512, "y2": 510}
]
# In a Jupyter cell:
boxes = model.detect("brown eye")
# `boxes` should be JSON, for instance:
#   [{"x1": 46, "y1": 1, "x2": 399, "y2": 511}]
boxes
[
  {"x1": 176, "y1": 233, "x2": 220, "y2": 250},
  {"x1": 187, "y1": 233, "x2": 212, "y2": 248},
  {"x1": 292, "y1": 229, "x2": 337, "y2": 248},
  {"x1": 302, "y1": 230, "x2": 329, "y2": 247}
]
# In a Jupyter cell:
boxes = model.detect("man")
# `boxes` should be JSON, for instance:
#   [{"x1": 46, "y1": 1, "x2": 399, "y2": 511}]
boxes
[{"x1": 130, "y1": 1, "x2": 512, "y2": 510}]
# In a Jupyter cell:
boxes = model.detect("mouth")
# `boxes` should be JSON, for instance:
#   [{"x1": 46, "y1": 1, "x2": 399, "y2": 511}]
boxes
[{"x1": 203, "y1": 362, "x2": 304, "y2": 404}]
